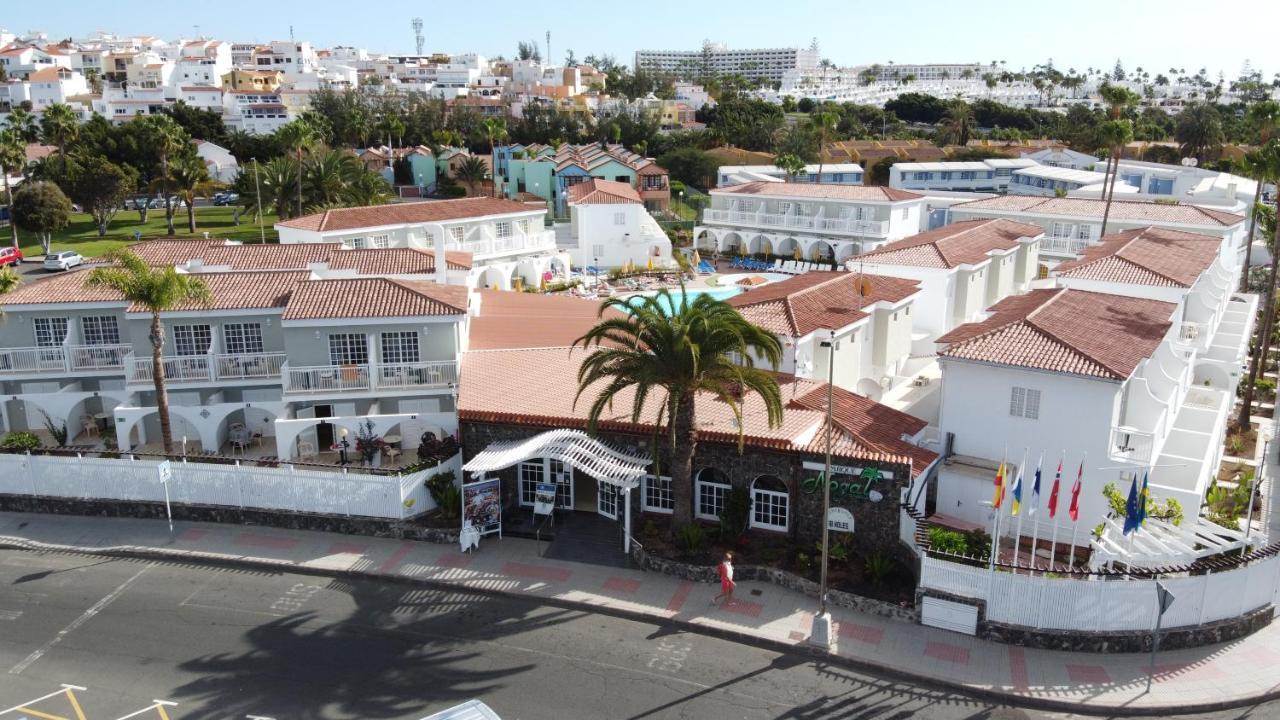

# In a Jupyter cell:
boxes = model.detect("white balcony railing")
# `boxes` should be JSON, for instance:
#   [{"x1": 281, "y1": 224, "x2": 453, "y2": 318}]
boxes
[
  {"x1": 448, "y1": 230, "x2": 556, "y2": 258},
  {"x1": 1109, "y1": 425, "x2": 1155, "y2": 464},
  {"x1": 215, "y1": 352, "x2": 287, "y2": 381},
  {"x1": 374, "y1": 361, "x2": 458, "y2": 390},
  {"x1": 284, "y1": 364, "x2": 371, "y2": 394},
  {"x1": 0, "y1": 344, "x2": 132, "y2": 376},
  {"x1": 1040, "y1": 235, "x2": 1092, "y2": 255},
  {"x1": 703, "y1": 208, "x2": 889, "y2": 237},
  {"x1": 129, "y1": 355, "x2": 213, "y2": 384},
  {"x1": 127, "y1": 352, "x2": 287, "y2": 385}
]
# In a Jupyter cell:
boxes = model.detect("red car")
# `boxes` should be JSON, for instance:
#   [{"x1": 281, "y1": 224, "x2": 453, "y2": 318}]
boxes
[{"x1": 0, "y1": 246, "x2": 21, "y2": 268}]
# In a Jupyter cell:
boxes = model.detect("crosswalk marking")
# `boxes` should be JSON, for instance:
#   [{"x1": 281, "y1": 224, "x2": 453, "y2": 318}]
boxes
[{"x1": 0, "y1": 610, "x2": 22, "y2": 621}]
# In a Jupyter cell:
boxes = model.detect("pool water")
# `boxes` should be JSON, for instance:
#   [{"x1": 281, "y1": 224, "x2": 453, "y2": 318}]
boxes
[{"x1": 623, "y1": 286, "x2": 742, "y2": 313}]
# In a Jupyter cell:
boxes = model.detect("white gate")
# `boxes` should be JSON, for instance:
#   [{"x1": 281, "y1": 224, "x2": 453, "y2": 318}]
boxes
[{"x1": 921, "y1": 596, "x2": 979, "y2": 635}]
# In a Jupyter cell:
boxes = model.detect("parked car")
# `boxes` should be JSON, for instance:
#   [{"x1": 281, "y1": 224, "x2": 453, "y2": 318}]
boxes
[
  {"x1": 418, "y1": 701, "x2": 501, "y2": 720},
  {"x1": 213, "y1": 192, "x2": 239, "y2": 206},
  {"x1": 43, "y1": 250, "x2": 83, "y2": 272},
  {"x1": 0, "y1": 246, "x2": 22, "y2": 268}
]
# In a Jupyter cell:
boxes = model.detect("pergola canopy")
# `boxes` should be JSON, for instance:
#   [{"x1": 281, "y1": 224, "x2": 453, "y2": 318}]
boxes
[{"x1": 462, "y1": 429, "x2": 651, "y2": 489}]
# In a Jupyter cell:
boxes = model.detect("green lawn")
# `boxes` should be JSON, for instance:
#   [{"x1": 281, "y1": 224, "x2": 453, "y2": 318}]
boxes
[{"x1": 20, "y1": 207, "x2": 281, "y2": 259}]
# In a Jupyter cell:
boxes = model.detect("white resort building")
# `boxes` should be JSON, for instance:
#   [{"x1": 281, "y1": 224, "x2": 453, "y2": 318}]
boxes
[{"x1": 695, "y1": 182, "x2": 927, "y2": 264}]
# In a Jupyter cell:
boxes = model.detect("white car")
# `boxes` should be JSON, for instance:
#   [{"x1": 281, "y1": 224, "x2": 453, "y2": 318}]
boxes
[{"x1": 43, "y1": 250, "x2": 84, "y2": 272}]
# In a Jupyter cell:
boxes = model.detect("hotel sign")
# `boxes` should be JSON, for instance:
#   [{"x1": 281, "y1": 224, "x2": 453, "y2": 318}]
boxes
[{"x1": 800, "y1": 461, "x2": 890, "y2": 503}]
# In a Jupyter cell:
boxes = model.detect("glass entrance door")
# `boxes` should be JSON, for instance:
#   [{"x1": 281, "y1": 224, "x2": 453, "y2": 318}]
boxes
[{"x1": 597, "y1": 480, "x2": 619, "y2": 520}]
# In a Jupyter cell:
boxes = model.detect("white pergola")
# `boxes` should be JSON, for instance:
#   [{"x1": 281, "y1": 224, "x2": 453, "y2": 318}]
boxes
[
  {"x1": 1090, "y1": 514, "x2": 1258, "y2": 571},
  {"x1": 462, "y1": 429, "x2": 652, "y2": 551}
]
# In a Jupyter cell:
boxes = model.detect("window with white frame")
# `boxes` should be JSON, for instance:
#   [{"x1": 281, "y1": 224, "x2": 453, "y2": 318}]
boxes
[
  {"x1": 494, "y1": 221, "x2": 513, "y2": 238},
  {"x1": 1051, "y1": 222, "x2": 1071, "y2": 238},
  {"x1": 750, "y1": 475, "x2": 789, "y2": 531},
  {"x1": 613, "y1": 212, "x2": 626, "y2": 225},
  {"x1": 1009, "y1": 386, "x2": 1041, "y2": 420},
  {"x1": 449, "y1": 226, "x2": 465, "y2": 243},
  {"x1": 369, "y1": 234, "x2": 389, "y2": 248},
  {"x1": 901, "y1": 207, "x2": 908, "y2": 219},
  {"x1": 591, "y1": 244, "x2": 605, "y2": 259},
  {"x1": 517, "y1": 219, "x2": 530, "y2": 234},
  {"x1": 328, "y1": 333, "x2": 368, "y2": 366},
  {"x1": 33, "y1": 317, "x2": 68, "y2": 347},
  {"x1": 1075, "y1": 224, "x2": 1092, "y2": 240},
  {"x1": 380, "y1": 331, "x2": 420, "y2": 364},
  {"x1": 172, "y1": 325, "x2": 212, "y2": 356},
  {"x1": 695, "y1": 467, "x2": 731, "y2": 520},
  {"x1": 347, "y1": 237, "x2": 366, "y2": 249},
  {"x1": 81, "y1": 316, "x2": 120, "y2": 345},
  {"x1": 223, "y1": 323, "x2": 264, "y2": 355},
  {"x1": 642, "y1": 474, "x2": 673, "y2": 513}
]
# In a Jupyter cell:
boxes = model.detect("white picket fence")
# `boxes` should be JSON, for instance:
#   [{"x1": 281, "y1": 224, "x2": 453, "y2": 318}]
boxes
[
  {"x1": 920, "y1": 553, "x2": 1280, "y2": 632},
  {"x1": 0, "y1": 452, "x2": 462, "y2": 521}
]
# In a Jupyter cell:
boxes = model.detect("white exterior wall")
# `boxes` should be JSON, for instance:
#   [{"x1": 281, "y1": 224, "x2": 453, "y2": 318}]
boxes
[
  {"x1": 567, "y1": 202, "x2": 672, "y2": 269},
  {"x1": 935, "y1": 360, "x2": 1122, "y2": 533}
]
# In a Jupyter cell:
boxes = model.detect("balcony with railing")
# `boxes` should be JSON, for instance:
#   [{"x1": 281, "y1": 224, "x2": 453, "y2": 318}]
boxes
[
  {"x1": 0, "y1": 344, "x2": 131, "y2": 376},
  {"x1": 1040, "y1": 235, "x2": 1093, "y2": 255},
  {"x1": 701, "y1": 208, "x2": 890, "y2": 237},
  {"x1": 283, "y1": 360, "x2": 457, "y2": 395},
  {"x1": 128, "y1": 352, "x2": 287, "y2": 386},
  {"x1": 446, "y1": 230, "x2": 557, "y2": 259},
  {"x1": 1109, "y1": 425, "x2": 1156, "y2": 464}
]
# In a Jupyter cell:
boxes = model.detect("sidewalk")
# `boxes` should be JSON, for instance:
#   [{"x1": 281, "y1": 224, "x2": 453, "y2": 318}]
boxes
[{"x1": 0, "y1": 511, "x2": 1277, "y2": 714}]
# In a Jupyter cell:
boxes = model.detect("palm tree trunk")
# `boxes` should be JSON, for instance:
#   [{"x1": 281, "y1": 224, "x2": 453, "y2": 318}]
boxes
[
  {"x1": 1238, "y1": 196, "x2": 1280, "y2": 430},
  {"x1": 3, "y1": 170, "x2": 17, "y2": 250},
  {"x1": 296, "y1": 147, "x2": 304, "y2": 217},
  {"x1": 162, "y1": 153, "x2": 175, "y2": 236},
  {"x1": 187, "y1": 201, "x2": 196, "y2": 233},
  {"x1": 1240, "y1": 181, "x2": 1264, "y2": 292},
  {"x1": 1099, "y1": 148, "x2": 1120, "y2": 237},
  {"x1": 150, "y1": 314, "x2": 174, "y2": 454},
  {"x1": 670, "y1": 394, "x2": 697, "y2": 527}
]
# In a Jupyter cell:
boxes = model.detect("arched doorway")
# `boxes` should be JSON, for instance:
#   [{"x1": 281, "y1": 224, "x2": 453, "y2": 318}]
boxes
[
  {"x1": 809, "y1": 240, "x2": 835, "y2": 262},
  {"x1": 479, "y1": 266, "x2": 511, "y2": 290},
  {"x1": 748, "y1": 235, "x2": 773, "y2": 256}
]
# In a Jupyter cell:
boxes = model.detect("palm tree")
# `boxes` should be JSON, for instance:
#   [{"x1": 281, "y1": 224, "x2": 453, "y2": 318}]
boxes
[
  {"x1": 481, "y1": 118, "x2": 508, "y2": 196},
  {"x1": 774, "y1": 153, "x2": 807, "y2": 182},
  {"x1": 813, "y1": 111, "x2": 838, "y2": 180},
  {"x1": 0, "y1": 266, "x2": 19, "y2": 295},
  {"x1": 454, "y1": 155, "x2": 490, "y2": 196},
  {"x1": 39, "y1": 103, "x2": 78, "y2": 177},
  {"x1": 4, "y1": 107, "x2": 38, "y2": 143},
  {"x1": 255, "y1": 156, "x2": 299, "y2": 220},
  {"x1": 343, "y1": 171, "x2": 394, "y2": 207},
  {"x1": 938, "y1": 100, "x2": 976, "y2": 146},
  {"x1": 1238, "y1": 101, "x2": 1280, "y2": 291},
  {"x1": 167, "y1": 155, "x2": 216, "y2": 233},
  {"x1": 276, "y1": 119, "x2": 320, "y2": 217},
  {"x1": 144, "y1": 115, "x2": 188, "y2": 236},
  {"x1": 573, "y1": 290, "x2": 784, "y2": 527},
  {"x1": 0, "y1": 128, "x2": 25, "y2": 249},
  {"x1": 1096, "y1": 119, "x2": 1134, "y2": 236},
  {"x1": 1237, "y1": 139, "x2": 1280, "y2": 431},
  {"x1": 85, "y1": 251, "x2": 212, "y2": 454},
  {"x1": 1175, "y1": 103, "x2": 1225, "y2": 163},
  {"x1": 303, "y1": 149, "x2": 363, "y2": 209}
]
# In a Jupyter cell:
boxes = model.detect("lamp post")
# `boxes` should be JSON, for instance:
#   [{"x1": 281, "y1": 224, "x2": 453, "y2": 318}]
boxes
[
  {"x1": 252, "y1": 157, "x2": 266, "y2": 244},
  {"x1": 809, "y1": 330, "x2": 837, "y2": 649},
  {"x1": 337, "y1": 427, "x2": 350, "y2": 466},
  {"x1": 594, "y1": 256, "x2": 600, "y2": 287}
]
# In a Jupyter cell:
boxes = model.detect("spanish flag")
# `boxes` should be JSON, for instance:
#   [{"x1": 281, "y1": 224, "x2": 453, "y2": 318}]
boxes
[{"x1": 992, "y1": 462, "x2": 1006, "y2": 509}]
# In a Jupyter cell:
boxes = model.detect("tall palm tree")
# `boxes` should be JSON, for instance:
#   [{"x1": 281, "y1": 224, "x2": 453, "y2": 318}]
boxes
[
  {"x1": 38, "y1": 103, "x2": 79, "y2": 178},
  {"x1": 4, "y1": 107, "x2": 38, "y2": 143},
  {"x1": 303, "y1": 149, "x2": 364, "y2": 209},
  {"x1": 255, "y1": 156, "x2": 299, "y2": 220},
  {"x1": 814, "y1": 111, "x2": 838, "y2": 180},
  {"x1": 167, "y1": 155, "x2": 216, "y2": 233},
  {"x1": 454, "y1": 155, "x2": 490, "y2": 196},
  {"x1": 342, "y1": 171, "x2": 394, "y2": 207},
  {"x1": 1239, "y1": 101, "x2": 1280, "y2": 291},
  {"x1": 85, "y1": 250, "x2": 212, "y2": 454},
  {"x1": 573, "y1": 290, "x2": 784, "y2": 527},
  {"x1": 144, "y1": 115, "x2": 188, "y2": 236},
  {"x1": 0, "y1": 128, "x2": 25, "y2": 249},
  {"x1": 276, "y1": 120, "x2": 320, "y2": 217},
  {"x1": 482, "y1": 118, "x2": 507, "y2": 196},
  {"x1": 1097, "y1": 84, "x2": 1139, "y2": 237},
  {"x1": 1237, "y1": 140, "x2": 1280, "y2": 431},
  {"x1": 938, "y1": 100, "x2": 976, "y2": 146}
]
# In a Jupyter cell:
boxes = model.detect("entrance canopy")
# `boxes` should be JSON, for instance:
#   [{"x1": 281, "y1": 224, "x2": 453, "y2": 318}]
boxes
[{"x1": 463, "y1": 429, "x2": 650, "y2": 489}]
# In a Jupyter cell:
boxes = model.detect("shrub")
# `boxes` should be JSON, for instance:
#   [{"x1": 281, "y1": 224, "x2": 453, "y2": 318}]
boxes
[
  {"x1": 1, "y1": 431, "x2": 41, "y2": 452},
  {"x1": 674, "y1": 522, "x2": 706, "y2": 555},
  {"x1": 441, "y1": 185, "x2": 467, "y2": 198},
  {"x1": 717, "y1": 486, "x2": 750, "y2": 542},
  {"x1": 39, "y1": 411, "x2": 68, "y2": 446},
  {"x1": 425, "y1": 469, "x2": 460, "y2": 520},
  {"x1": 863, "y1": 551, "x2": 892, "y2": 586},
  {"x1": 928, "y1": 526, "x2": 968, "y2": 555},
  {"x1": 962, "y1": 528, "x2": 992, "y2": 560}
]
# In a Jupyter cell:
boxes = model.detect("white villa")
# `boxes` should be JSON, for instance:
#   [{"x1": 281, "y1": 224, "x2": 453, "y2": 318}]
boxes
[
  {"x1": 889, "y1": 159, "x2": 1036, "y2": 194},
  {"x1": 695, "y1": 182, "x2": 927, "y2": 264},
  {"x1": 717, "y1": 163, "x2": 865, "y2": 187},
  {"x1": 946, "y1": 196, "x2": 1246, "y2": 267},
  {"x1": 560, "y1": 179, "x2": 673, "y2": 271},
  {"x1": 276, "y1": 198, "x2": 571, "y2": 291},
  {"x1": 1007, "y1": 165, "x2": 1109, "y2": 197},
  {"x1": 727, "y1": 271, "x2": 921, "y2": 400},
  {"x1": 853, "y1": 219, "x2": 1044, "y2": 338}
]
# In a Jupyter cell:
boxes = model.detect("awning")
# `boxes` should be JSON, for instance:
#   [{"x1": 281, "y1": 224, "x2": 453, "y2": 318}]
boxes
[{"x1": 462, "y1": 428, "x2": 650, "y2": 489}]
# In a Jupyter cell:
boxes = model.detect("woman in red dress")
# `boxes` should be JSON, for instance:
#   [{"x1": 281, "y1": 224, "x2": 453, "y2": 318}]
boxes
[{"x1": 712, "y1": 552, "x2": 735, "y2": 607}]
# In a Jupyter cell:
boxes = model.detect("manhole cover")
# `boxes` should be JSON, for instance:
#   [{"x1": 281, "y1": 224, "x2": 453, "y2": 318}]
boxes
[{"x1": 750, "y1": 589, "x2": 763, "y2": 596}]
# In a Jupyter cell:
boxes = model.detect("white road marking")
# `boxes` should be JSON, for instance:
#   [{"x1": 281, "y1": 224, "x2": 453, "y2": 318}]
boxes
[
  {"x1": 269, "y1": 583, "x2": 321, "y2": 613},
  {"x1": 0, "y1": 684, "x2": 87, "y2": 716},
  {"x1": 114, "y1": 700, "x2": 178, "y2": 720},
  {"x1": 0, "y1": 609, "x2": 23, "y2": 621},
  {"x1": 8, "y1": 564, "x2": 153, "y2": 675}
]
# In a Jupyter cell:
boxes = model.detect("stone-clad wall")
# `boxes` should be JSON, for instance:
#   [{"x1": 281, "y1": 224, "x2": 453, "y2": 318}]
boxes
[{"x1": 460, "y1": 420, "x2": 914, "y2": 560}]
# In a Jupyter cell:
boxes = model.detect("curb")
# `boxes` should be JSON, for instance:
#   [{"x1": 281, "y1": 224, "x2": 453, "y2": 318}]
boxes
[{"x1": 0, "y1": 536, "x2": 1276, "y2": 717}]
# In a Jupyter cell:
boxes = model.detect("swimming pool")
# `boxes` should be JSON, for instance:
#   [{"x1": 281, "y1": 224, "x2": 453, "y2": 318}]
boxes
[
  {"x1": 623, "y1": 286, "x2": 742, "y2": 312},
  {"x1": 717, "y1": 272, "x2": 792, "y2": 286}
]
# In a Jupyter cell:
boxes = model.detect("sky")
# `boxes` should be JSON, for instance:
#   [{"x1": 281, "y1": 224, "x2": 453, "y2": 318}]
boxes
[{"x1": 3, "y1": 0, "x2": 1276, "y2": 79}]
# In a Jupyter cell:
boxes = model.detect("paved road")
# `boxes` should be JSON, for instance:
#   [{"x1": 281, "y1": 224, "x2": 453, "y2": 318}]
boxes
[{"x1": 0, "y1": 549, "x2": 1275, "y2": 720}]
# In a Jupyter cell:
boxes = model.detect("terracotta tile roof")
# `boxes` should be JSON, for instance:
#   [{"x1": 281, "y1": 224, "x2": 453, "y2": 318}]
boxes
[
  {"x1": 716, "y1": 181, "x2": 922, "y2": 203},
  {"x1": 139, "y1": 271, "x2": 306, "y2": 312},
  {"x1": 281, "y1": 278, "x2": 468, "y2": 320},
  {"x1": 276, "y1": 198, "x2": 540, "y2": 232},
  {"x1": 468, "y1": 290, "x2": 624, "y2": 350},
  {"x1": 458, "y1": 347, "x2": 935, "y2": 473},
  {"x1": 127, "y1": 239, "x2": 471, "y2": 272},
  {"x1": 951, "y1": 196, "x2": 1243, "y2": 227},
  {"x1": 937, "y1": 288, "x2": 1176, "y2": 380},
  {"x1": 857, "y1": 219, "x2": 1043, "y2": 269},
  {"x1": 567, "y1": 178, "x2": 642, "y2": 205},
  {"x1": 1050, "y1": 226, "x2": 1222, "y2": 288},
  {"x1": 728, "y1": 271, "x2": 920, "y2": 336},
  {"x1": 0, "y1": 271, "x2": 126, "y2": 307}
]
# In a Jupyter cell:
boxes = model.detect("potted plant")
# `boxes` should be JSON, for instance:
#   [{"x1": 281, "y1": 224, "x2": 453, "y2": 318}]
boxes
[{"x1": 353, "y1": 419, "x2": 387, "y2": 466}]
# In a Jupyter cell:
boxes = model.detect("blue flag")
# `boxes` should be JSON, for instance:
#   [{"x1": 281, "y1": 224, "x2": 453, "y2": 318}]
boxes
[{"x1": 1123, "y1": 474, "x2": 1141, "y2": 535}]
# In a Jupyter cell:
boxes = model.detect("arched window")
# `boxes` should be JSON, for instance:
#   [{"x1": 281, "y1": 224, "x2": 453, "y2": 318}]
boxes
[
  {"x1": 750, "y1": 475, "x2": 789, "y2": 531},
  {"x1": 695, "y1": 467, "x2": 731, "y2": 521}
]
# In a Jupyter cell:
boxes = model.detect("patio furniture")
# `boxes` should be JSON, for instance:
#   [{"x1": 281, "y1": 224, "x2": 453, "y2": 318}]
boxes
[
  {"x1": 384, "y1": 447, "x2": 401, "y2": 465},
  {"x1": 81, "y1": 416, "x2": 99, "y2": 438},
  {"x1": 297, "y1": 440, "x2": 317, "y2": 460},
  {"x1": 459, "y1": 522, "x2": 481, "y2": 553}
]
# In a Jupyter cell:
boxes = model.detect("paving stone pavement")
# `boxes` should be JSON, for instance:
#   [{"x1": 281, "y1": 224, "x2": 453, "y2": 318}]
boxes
[{"x1": 0, "y1": 510, "x2": 1277, "y2": 713}]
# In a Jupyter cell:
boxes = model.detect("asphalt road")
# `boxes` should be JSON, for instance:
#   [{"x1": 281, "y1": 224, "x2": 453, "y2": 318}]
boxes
[{"x1": 0, "y1": 549, "x2": 1276, "y2": 720}]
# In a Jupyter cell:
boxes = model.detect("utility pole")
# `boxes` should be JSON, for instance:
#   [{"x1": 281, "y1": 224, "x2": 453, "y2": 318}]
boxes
[
  {"x1": 253, "y1": 158, "x2": 266, "y2": 244},
  {"x1": 809, "y1": 330, "x2": 837, "y2": 650},
  {"x1": 412, "y1": 18, "x2": 424, "y2": 57},
  {"x1": 546, "y1": 30, "x2": 551, "y2": 67}
]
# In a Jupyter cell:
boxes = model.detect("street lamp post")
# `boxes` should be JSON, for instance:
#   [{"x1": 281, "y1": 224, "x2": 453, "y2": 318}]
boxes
[
  {"x1": 809, "y1": 331, "x2": 837, "y2": 649},
  {"x1": 594, "y1": 256, "x2": 600, "y2": 287},
  {"x1": 337, "y1": 427, "x2": 350, "y2": 466}
]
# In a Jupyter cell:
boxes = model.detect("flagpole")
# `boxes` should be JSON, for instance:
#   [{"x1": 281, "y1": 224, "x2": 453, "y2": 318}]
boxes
[
  {"x1": 1048, "y1": 449, "x2": 1064, "y2": 571},
  {"x1": 1029, "y1": 451, "x2": 1044, "y2": 572},
  {"x1": 988, "y1": 447, "x2": 1006, "y2": 569},
  {"x1": 1013, "y1": 448, "x2": 1028, "y2": 569}
]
